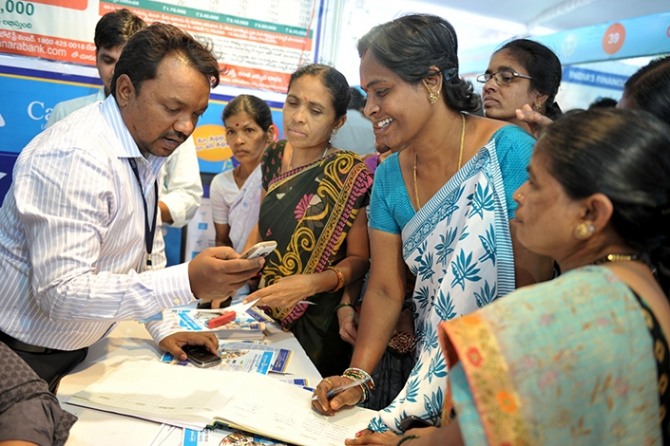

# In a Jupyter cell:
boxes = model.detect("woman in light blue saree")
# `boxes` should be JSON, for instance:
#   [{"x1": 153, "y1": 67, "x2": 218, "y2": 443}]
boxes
[
  {"x1": 311, "y1": 14, "x2": 554, "y2": 442},
  {"x1": 398, "y1": 108, "x2": 670, "y2": 446}
]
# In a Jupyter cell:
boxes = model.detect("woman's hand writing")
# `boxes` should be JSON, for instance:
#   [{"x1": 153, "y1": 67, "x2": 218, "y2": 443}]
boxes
[{"x1": 311, "y1": 375, "x2": 364, "y2": 415}]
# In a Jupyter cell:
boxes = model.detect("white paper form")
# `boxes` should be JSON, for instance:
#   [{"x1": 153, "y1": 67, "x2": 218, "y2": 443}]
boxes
[{"x1": 67, "y1": 360, "x2": 376, "y2": 445}]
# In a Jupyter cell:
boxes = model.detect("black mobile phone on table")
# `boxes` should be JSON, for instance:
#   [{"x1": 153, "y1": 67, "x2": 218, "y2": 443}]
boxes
[{"x1": 183, "y1": 345, "x2": 221, "y2": 368}]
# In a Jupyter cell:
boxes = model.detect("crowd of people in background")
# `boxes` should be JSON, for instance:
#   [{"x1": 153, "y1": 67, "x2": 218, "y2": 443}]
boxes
[{"x1": 1, "y1": 7, "x2": 669, "y2": 446}]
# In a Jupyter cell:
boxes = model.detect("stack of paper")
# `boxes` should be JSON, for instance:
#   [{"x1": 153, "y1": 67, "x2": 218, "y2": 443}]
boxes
[{"x1": 67, "y1": 360, "x2": 376, "y2": 446}]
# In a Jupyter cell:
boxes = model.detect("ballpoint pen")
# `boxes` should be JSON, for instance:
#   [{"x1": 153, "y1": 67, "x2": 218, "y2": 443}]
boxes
[{"x1": 311, "y1": 377, "x2": 370, "y2": 401}]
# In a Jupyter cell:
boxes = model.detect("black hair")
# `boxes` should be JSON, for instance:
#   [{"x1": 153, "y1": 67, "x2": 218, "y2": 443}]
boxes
[
  {"x1": 357, "y1": 13, "x2": 480, "y2": 113},
  {"x1": 623, "y1": 55, "x2": 670, "y2": 126},
  {"x1": 110, "y1": 23, "x2": 220, "y2": 98},
  {"x1": 94, "y1": 8, "x2": 146, "y2": 51},
  {"x1": 537, "y1": 108, "x2": 670, "y2": 294},
  {"x1": 497, "y1": 38, "x2": 562, "y2": 120},
  {"x1": 561, "y1": 108, "x2": 586, "y2": 118},
  {"x1": 348, "y1": 88, "x2": 366, "y2": 112},
  {"x1": 222, "y1": 94, "x2": 273, "y2": 132},
  {"x1": 288, "y1": 63, "x2": 350, "y2": 120},
  {"x1": 588, "y1": 97, "x2": 617, "y2": 109}
]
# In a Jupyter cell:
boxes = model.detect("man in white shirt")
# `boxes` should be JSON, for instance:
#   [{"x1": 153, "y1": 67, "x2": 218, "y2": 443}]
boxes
[
  {"x1": 46, "y1": 9, "x2": 203, "y2": 246},
  {"x1": 47, "y1": 8, "x2": 144, "y2": 122},
  {"x1": 0, "y1": 23, "x2": 263, "y2": 393}
]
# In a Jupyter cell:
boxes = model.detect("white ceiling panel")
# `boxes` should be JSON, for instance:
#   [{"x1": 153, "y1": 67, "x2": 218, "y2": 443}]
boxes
[{"x1": 421, "y1": 0, "x2": 670, "y2": 34}]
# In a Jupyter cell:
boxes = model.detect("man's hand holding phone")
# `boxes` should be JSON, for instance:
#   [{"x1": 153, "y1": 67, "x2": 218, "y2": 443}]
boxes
[
  {"x1": 188, "y1": 246, "x2": 267, "y2": 301},
  {"x1": 183, "y1": 345, "x2": 221, "y2": 368},
  {"x1": 158, "y1": 332, "x2": 220, "y2": 363},
  {"x1": 240, "y1": 241, "x2": 277, "y2": 259}
]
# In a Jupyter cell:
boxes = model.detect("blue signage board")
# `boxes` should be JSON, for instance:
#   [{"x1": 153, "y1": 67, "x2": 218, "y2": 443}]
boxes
[
  {"x1": 0, "y1": 65, "x2": 285, "y2": 178},
  {"x1": 460, "y1": 12, "x2": 670, "y2": 75},
  {"x1": 561, "y1": 66, "x2": 628, "y2": 90}
]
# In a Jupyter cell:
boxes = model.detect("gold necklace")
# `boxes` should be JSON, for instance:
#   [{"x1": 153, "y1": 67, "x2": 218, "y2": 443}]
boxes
[
  {"x1": 592, "y1": 253, "x2": 642, "y2": 265},
  {"x1": 413, "y1": 113, "x2": 466, "y2": 209}
]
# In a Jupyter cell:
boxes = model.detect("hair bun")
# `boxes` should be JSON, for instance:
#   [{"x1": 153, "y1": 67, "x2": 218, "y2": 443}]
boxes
[{"x1": 443, "y1": 67, "x2": 457, "y2": 82}]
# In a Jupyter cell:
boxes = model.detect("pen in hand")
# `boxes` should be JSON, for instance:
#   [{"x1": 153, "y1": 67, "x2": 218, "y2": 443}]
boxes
[{"x1": 311, "y1": 377, "x2": 369, "y2": 401}]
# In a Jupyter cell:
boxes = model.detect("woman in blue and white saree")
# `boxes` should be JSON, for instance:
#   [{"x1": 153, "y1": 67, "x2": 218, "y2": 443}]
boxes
[
  {"x1": 389, "y1": 134, "x2": 518, "y2": 428},
  {"x1": 311, "y1": 14, "x2": 554, "y2": 446}
]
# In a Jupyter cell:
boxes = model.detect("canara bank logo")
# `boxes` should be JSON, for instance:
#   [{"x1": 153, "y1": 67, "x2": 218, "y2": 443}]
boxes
[
  {"x1": 0, "y1": 113, "x2": 5, "y2": 128},
  {"x1": 0, "y1": 172, "x2": 6, "y2": 181}
]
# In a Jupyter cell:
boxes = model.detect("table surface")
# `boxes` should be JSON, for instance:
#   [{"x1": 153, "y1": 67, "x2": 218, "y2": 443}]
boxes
[{"x1": 58, "y1": 320, "x2": 322, "y2": 446}]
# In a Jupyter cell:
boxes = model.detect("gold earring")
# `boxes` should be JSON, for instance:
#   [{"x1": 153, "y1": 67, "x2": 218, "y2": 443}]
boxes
[
  {"x1": 534, "y1": 102, "x2": 543, "y2": 111},
  {"x1": 422, "y1": 78, "x2": 439, "y2": 105},
  {"x1": 574, "y1": 222, "x2": 596, "y2": 240}
]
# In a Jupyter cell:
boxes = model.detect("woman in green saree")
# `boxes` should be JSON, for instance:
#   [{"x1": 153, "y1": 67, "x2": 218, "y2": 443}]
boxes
[{"x1": 244, "y1": 64, "x2": 373, "y2": 376}]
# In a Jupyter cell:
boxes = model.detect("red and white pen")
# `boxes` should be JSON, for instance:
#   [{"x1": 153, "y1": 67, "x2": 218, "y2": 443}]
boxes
[{"x1": 207, "y1": 311, "x2": 236, "y2": 329}]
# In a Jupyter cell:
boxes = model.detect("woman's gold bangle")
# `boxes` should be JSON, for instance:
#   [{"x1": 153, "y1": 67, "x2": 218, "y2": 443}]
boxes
[
  {"x1": 335, "y1": 302, "x2": 355, "y2": 312},
  {"x1": 326, "y1": 266, "x2": 345, "y2": 292}
]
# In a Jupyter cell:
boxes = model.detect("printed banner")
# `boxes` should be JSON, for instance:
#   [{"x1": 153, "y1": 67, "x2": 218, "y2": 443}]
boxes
[
  {"x1": 0, "y1": 151, "x2": 17, "y2": 203},
  {"x1": 0, "y1": 64, "x2": 284, "y2": 169},
  {"x1": 0, "y1": 0, "x2": 319, "y2": 92},
  {"x1": 562, "y1": 66, "x2": 628, "y2": 90}
]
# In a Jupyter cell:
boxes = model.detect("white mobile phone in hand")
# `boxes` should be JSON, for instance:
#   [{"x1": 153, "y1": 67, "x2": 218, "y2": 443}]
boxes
[{"x1": 240, "y1": 241, "x2": 277, "y2": 259}]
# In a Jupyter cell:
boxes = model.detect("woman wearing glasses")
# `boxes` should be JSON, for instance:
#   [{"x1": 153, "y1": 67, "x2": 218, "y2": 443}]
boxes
[
  {"x1": 478, "y1": 38, "x2": 562, "y2": 135},
  {"x1": 312, "y1": 14, "x2": 554, "y2": 443}
]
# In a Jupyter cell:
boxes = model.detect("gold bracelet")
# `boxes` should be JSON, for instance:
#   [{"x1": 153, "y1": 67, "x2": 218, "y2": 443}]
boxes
[
  {"x1": 326, "y1": 266, "x2": 345, "y2": 292},
  {"x1": 335, "y1": 302, "x2": 355, "y2": 312}
]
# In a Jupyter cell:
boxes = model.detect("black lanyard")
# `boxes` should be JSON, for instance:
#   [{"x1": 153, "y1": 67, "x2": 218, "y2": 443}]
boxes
[{"x1": 128, "y1": 158, "x2": 158, "y2": 270}]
